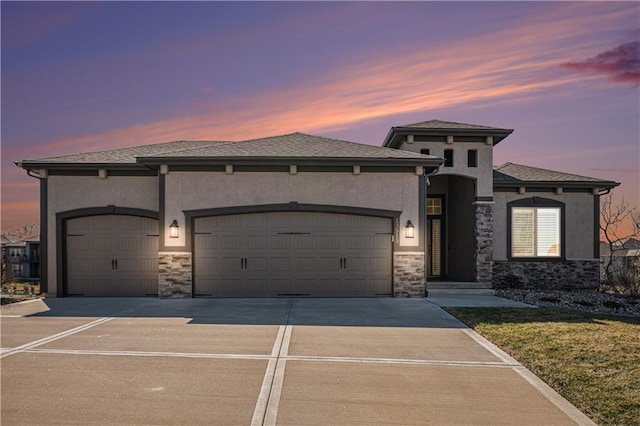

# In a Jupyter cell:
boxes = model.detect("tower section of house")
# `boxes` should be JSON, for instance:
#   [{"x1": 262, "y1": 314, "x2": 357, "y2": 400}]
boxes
[{"x1": 383, "y1": 120, "x2": 513, "y2": 285}]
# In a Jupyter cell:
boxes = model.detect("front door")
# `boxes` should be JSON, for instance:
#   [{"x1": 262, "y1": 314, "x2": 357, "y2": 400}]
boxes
[{"x1": 427, "y1": 197, "x2": 444, "y2": 278}]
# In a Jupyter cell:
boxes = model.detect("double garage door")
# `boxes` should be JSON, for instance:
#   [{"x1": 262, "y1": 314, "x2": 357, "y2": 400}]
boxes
[
  {"x1": 194, "y1": 212, "x2": 393, "y2": 297},
  {"x1": 65, "y1": 212, "x2": 393, "y2": 297}
]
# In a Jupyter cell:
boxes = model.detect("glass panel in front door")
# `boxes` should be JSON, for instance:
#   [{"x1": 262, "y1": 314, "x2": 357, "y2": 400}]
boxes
[{"x1": 429, "y1": 219, "x2": 442, "y2": 276}]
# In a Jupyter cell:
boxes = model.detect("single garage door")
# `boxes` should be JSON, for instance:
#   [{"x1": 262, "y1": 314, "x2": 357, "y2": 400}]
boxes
[
  {"x1": 194, "y1": 212, "x2": 392, "y2": 297},
  {"x1": 66, "y1": 215, "x2": 158, "y2": 296}
]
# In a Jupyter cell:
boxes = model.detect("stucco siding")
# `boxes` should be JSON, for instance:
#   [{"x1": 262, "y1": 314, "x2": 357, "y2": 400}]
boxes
[
  {"x1": 164, "y1": 171, "x2": 420, "y2": 248},
  {"x1": 493, "y1": 191, "x2": 596, "y2": 260},
  {"x1": 400, "y1": 141, "x2": 493, "y2": 197},
  {"x1": 46, "y1": 175, "x2": 159, "y2": 295}
]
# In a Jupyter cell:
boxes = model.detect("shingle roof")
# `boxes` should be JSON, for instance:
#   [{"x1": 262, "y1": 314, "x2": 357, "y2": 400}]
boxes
[
  {"x1": 400, "y1": 119, "x2": 511, "y2": 131},
  {"x1": 22, "y1": 140, "x2": 225, "y2": 164},
  {"x1": 143, "y1": 132, "x2": 436, "y2": 160},
  {"x1": 494, "y1": 162, "x2": 618, "y2": 185},
  {"x1": 1, "y1": 235, "x2": 15, "y2": 245},
  {"x1": 18, "y1": 133, "x2": 441, "y2": 170}
]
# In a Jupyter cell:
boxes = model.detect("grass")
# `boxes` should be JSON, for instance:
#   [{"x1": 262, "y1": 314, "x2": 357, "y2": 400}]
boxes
[{"x1": 445, "y1": 307, "x2": 640, "y2": 426}]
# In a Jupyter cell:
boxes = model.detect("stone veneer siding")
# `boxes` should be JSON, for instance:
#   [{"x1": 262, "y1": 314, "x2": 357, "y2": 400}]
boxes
[
  {"x1": 474, "y1": 202, "x2": 493, "y2": 283},
  {"x1": 493, "y1": 259, "x2": 600, "y2": 290},
  {"x1": 393, "y1": 252, "x2": 425, "y2": 297},
  {"x1": 159, "y1": 252, "x2": 192, "y2": 298}
]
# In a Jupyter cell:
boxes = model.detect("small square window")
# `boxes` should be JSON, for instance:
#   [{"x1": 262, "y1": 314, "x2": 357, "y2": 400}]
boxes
[
  {"x1": 468, "y1": 149, "x2": 478, "y2": 167},
  {"x1": 420, "y1": 148, "x2": 430, "y2": 155},
  {"x1": 443, "y1": 149, "x2": 453, "y2": 167},
  {"x1": 427, "y1": 198, "x2": 442, "y2": 215}
]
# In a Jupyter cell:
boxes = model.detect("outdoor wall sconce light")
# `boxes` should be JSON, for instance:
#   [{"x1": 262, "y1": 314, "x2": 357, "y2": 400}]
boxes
[
  {"x1": 169, "y1": 220, "x2": 179, "y2": 238},
  {"x1": 405, "y1": 220, "x2": 415, "y2": 238}
]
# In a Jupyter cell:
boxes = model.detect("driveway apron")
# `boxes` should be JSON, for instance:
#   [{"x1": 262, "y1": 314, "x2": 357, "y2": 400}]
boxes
[{"x1": 1, "y1": 297, "x2": 594, "y2": 425}]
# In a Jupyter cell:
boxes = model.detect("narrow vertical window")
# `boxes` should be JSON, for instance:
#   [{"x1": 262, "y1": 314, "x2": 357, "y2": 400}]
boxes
[
  {"x1": 444, "y1": 149, "x2": 453, "y2": 167},
  {"x1": 467, "y1": 149, "x2": 478, "y2": 167}
]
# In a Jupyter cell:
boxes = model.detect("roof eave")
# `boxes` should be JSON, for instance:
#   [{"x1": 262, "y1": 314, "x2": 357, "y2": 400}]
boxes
[
  {"x1": 16, "y1": 162, "x2": 150, "y2": 171},
  {"x1": 137, "y1": 156, "x2": 444, "y2": 169},
  {"x1": 493, "y1": 180, "x2": 620, "y2": 189},
  {"x1": 382, "y1": 127, "x2": 514, "y2": 148}
]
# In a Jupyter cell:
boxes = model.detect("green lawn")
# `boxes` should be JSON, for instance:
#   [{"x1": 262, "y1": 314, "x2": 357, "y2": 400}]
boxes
[{"x1": 445, "y1": 308, "x2": 640, "y2": 426}]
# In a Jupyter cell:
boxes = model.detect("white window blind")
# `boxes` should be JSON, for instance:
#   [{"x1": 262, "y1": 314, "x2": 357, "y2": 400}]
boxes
[
  {"x1": 536, "y1": 208, "x2": 560, "y2": 256},
  {"x1": 512, "y1": 208, "x2": 535, "y2": 257},
  {"x1": 512, "y1": 207, "x2": 560, "y2": 258}
]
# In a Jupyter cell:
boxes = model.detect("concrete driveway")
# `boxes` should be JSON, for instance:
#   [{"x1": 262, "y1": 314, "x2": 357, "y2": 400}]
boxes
[{"x1": 1, "y1": 297, "x2": 593, "y2": 425}]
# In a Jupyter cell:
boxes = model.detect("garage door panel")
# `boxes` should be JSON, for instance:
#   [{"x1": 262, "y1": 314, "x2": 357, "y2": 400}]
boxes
[
  {"x1": 269, "y1": 235, "x2": 292, "y2": 250},
  {"x1": 92, "y1": 237, "x2": 113, "y2": 253},
  {"x1": 68, "y1": 278, "x2": 111, "y2": 296},
  {"x1": 247, "y1": 235, "x2": 269, "y2": 250},
  {"x1": 220, "y1": 235, "x2": 241, "y2": 250},
  {"x1": 140, "y1": 236, "x2": 159, "y2": 252},
  {"x1": 265, "y1": 257, "x2": 291, "y2": 271},
  {"x1": 195, "y1": 235, "x2": 217, "y2": 250},
  {"x1": 195, "y1": 278, "x2": 241, "y2": 296},
  {"x1": 66, "y1": 236, "x2": 90, "y2": 252}
]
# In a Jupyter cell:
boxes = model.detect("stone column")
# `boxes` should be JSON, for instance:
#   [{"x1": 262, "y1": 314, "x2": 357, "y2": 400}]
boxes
[
  {"x1": 473, "y1": 202, "x2": 493, "y2": 284},
  {"x1": 393, "y1": 252, "x2": 426, "y2": 297},
  {"x1": 158, "y1": 252, "x2": 192, "y2": 298}
]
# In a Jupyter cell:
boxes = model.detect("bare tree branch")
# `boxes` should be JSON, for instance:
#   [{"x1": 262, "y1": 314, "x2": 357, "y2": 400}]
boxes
[{"x1": 600, "y1": 194, "x2": 640, "y2": 285}]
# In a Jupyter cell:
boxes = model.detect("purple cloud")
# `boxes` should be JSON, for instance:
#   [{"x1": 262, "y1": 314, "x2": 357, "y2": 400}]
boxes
[{"x1": 562, "y1": 42, "x2": 640, "y2": 85}]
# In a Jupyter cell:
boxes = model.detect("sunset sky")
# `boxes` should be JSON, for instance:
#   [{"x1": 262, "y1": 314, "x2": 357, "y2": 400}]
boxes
[{"x1": 2, "y1": 1, "x2": 639, "y2": 234}]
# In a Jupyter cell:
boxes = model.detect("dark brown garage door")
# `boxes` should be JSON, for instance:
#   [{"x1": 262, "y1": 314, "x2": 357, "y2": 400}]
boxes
[
  {"x1": 65, "y1": 215, "x2": 158, "y2": 296},
  {"x1": 194, "y1": 212, "x2": 392, "y2": 297}
]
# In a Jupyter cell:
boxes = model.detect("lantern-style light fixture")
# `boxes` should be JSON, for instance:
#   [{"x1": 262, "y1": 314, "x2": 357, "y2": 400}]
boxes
[
  {"x1": 169, "y1": 220, "x2": 179, "y2": 238},
  {"x1": 405, "y1": 220, "x2": 415, "y2": 238}
]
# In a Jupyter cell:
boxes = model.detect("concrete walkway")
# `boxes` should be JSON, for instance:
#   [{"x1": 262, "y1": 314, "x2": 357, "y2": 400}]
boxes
[
  {"x1": 1, "y1": 297, "x2": 591, "y2": 425},
  {"x1": 427, "y1": 294, "x2": 537, "y2": 308}
]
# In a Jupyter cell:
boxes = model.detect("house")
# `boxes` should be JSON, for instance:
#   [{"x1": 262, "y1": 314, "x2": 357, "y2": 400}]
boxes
[
  {"x1": 1, "y1": 235, "x2": 41, "y2": 283},
  {"x1": 16, "y1": 120, "x2": 618, "y2": 298},
  {"x1": 600, "y1": 237, "x2": 640, "y2": 280}
]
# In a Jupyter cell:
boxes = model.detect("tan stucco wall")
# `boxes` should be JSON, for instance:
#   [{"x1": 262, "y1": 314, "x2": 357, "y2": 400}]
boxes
[
  {"x1": 493, "y1": 191, "x2": 596, "y2": 260},
  {"x1": 400, "y1": 141, "x2": 493, "y2": 197},
  {"x1": 46, "y1": 175, "x2": 158, "y2": 295},
  {"x1": 163, "y1": 171, "x2": 421, "y2": 248}
]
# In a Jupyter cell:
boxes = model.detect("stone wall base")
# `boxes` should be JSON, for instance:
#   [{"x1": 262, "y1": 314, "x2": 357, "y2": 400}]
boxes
[
  {"x1": 393, "y1": 252, "x2": 425, "y2": 297},
  {"x1": 159, "y1": 252, "x2": 192, "y2": 298},
  {"x1": 493, "y1": 259, "x2": 600, "y2": 290}
]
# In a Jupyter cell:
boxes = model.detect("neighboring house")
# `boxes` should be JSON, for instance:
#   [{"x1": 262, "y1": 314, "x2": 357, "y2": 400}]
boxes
[
  {"x1": 1, "y1": 235, "x2": 41, "y2": 282},
  {"x1": 600, "y1": 238, "x2": 640, "y2": 280},
  {"x1": 16, "y1": 120, "x2": 618, "y2": 298}
]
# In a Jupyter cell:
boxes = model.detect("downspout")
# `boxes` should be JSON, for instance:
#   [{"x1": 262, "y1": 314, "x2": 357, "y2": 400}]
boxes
[{"x1": 22, "y1": 167, "x2": 48, "y2": 295}]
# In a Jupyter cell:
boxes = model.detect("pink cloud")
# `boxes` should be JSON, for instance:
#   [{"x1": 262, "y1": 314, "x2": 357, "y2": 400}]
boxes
[
  {"x1": 200, "y1": 87, "x2": 215, "y2": 93},
  {"x1": 561, "y1": 42, "x2": 640, "y2": 85}
]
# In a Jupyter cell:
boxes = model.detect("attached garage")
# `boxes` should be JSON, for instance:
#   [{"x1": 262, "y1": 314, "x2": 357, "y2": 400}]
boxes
[
  {"x1": 193, "y1": 212, "x2": 393, "y2": 297},
  {"x1": 65, "y1": 215, "x2": 159, "y2": 296}
]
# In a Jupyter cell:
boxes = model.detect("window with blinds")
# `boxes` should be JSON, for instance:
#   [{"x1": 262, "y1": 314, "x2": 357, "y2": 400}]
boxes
[{"x1": 512, "y1": 207, "x2": 560, "y2": 257}]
